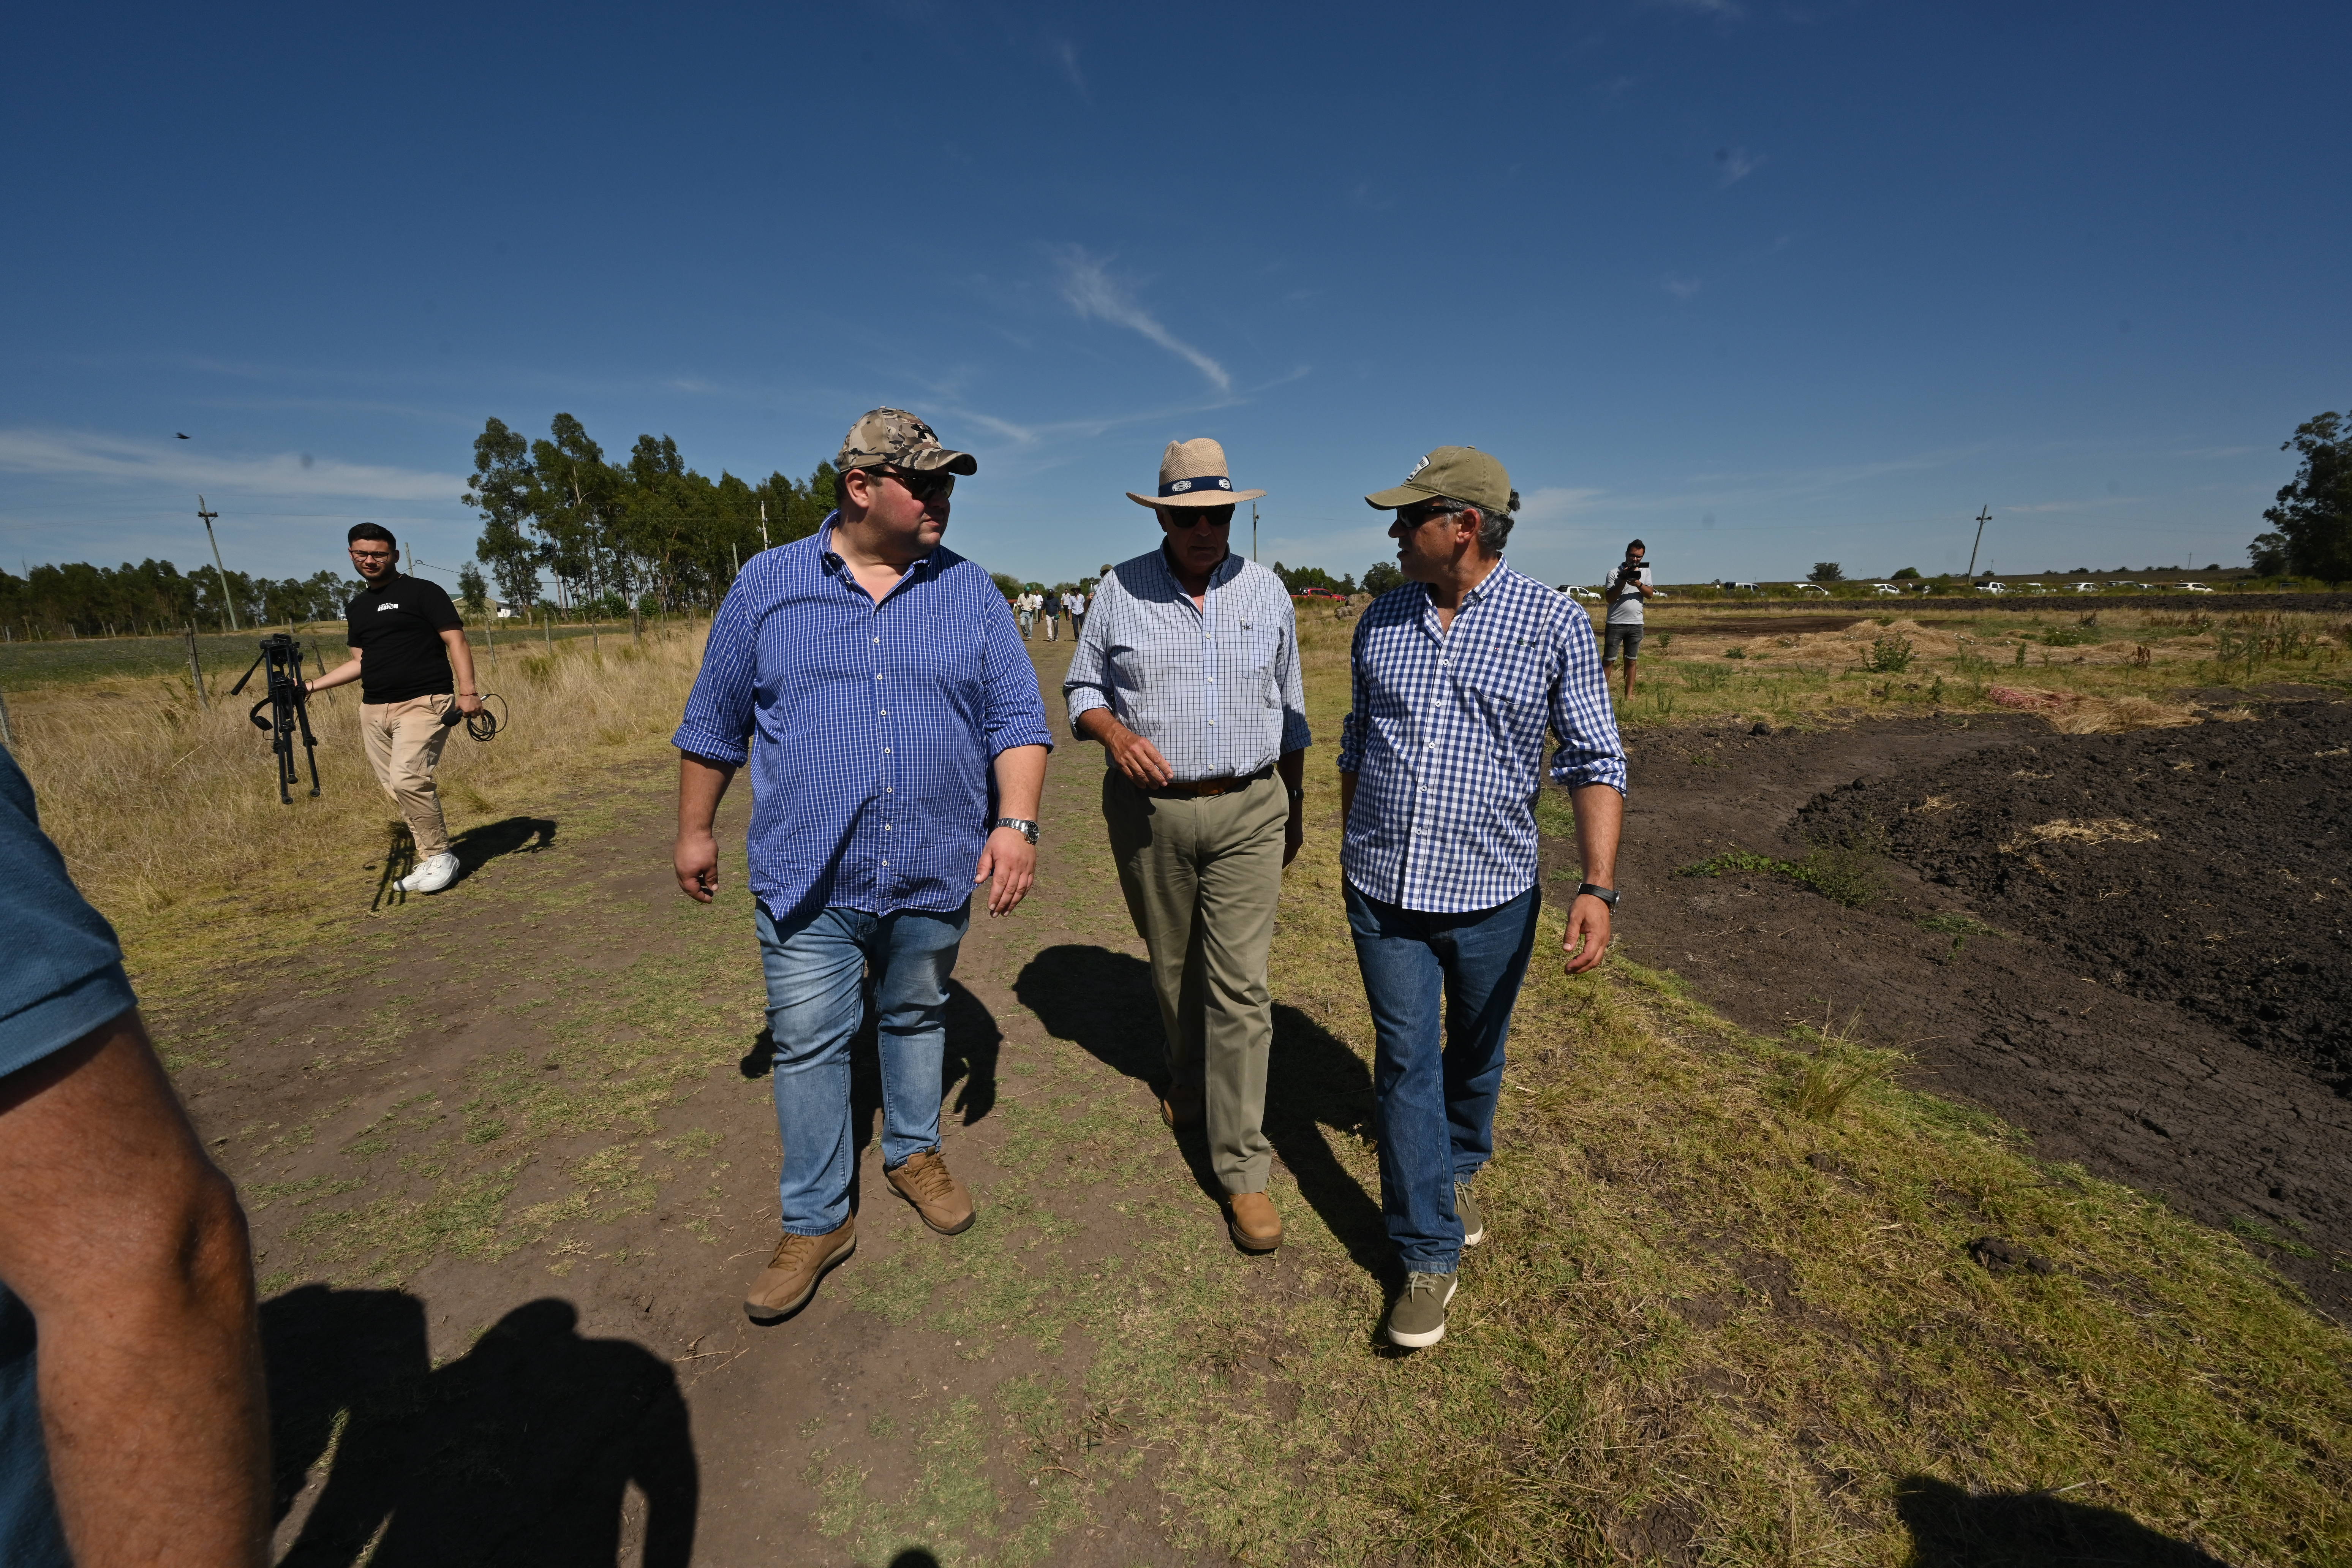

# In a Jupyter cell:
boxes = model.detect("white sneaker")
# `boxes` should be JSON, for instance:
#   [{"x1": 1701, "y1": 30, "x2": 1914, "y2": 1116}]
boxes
[{"x1": 401, "y1": 852, "x2": 460, "y2": 894}]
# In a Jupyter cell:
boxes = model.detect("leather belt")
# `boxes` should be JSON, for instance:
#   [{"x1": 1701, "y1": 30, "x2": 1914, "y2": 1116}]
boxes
[{"x1": 1140, "y1": 765, "x2": 1273, "y2": 799}]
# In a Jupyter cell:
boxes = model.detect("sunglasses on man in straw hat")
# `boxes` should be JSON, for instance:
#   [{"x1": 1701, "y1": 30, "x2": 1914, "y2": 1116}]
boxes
[{"x1": 1125, "y1": 438, "x2": 1268, "y2": 511}]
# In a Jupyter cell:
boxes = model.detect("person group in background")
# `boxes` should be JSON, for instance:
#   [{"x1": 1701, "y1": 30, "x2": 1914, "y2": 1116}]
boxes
[
  {"x1": 0, "y1": 746, "x2": 270, "y2": 1566},
  {"x1": 1041, "y1": 589, "x2": 1061, "y2": 642},
  {"x1": 1065, "y1": 586, "x2": 1087, "y2": 637},
  {"x1": 1018, "y1": 591, "x2": 1037, "y2": 640},
  {"x1": 1601, "y1": 538, "x2": 1652, "y2": 700},
  {"x1": 673, "y1": 408, "x2": 1052, "y2": 1325},
  {"x1": 1065, "y1": 439, "x2": 1310, "y2": 1253},
  {"x1": 305, "y1": 523, "x2": 487, "y2": 895},
  {"x1": 1341, "y1": 446, "x2": 1627, "y2": 1348}
]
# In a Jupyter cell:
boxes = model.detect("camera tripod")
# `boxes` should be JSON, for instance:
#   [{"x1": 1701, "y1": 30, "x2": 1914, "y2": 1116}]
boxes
[{"x1": 228, "y1": 634, "x2": 322, "y2": 804}]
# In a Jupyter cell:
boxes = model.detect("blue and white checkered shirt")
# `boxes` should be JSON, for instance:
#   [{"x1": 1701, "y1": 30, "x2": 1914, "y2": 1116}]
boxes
[
  {"x1": 1064, "y1": 545, "x2": 1312, "y2": 780},
  {"x1": 672, "y1": 516, "x2": 1053, "y2": 922},
  {"x1": 1337, "y1": 561, "x2": 1626, "y2": 913}
]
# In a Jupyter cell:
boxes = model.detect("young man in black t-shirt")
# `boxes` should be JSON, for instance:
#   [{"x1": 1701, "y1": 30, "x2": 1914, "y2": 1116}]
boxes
[{"x1": 304, "y1": 523, "x2": 484, "y2": 893}]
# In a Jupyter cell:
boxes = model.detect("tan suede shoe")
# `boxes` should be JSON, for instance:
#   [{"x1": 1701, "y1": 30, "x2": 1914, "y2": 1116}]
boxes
[
  {"x1": 1159, "y1": 1083, "x2": 1204, "y2": 1130},
  {"x1": 743, "y1": 1218, "x2": 856, "y2": 1323},
  {"x1": 885, "y1": 1148, "x2": 976, "y2": 1235},
  {"x1": 1227, "y1": 1191, "x2": 1282, "y2": 1253}
]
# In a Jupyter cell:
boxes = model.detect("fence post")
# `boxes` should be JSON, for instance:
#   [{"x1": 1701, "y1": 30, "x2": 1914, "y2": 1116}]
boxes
[
  {"x1": 186, "y1": 623, "x2": 209, "y2": 708},
  {"x1": 0, "y1": 689, "x2": 13, "y2": 751}
]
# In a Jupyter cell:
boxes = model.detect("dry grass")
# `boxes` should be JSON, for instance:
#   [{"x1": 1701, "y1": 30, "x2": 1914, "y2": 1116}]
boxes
[{"x1": 5, "y1": 623, "x2": 707, "y2": 1008}]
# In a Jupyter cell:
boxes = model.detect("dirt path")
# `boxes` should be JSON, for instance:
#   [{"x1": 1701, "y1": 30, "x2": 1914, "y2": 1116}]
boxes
[
  {"x1": 172, "y1": 637, "x2": 1257, "y2": 1567},
  {"x1": 1574, "y1": 710, "x2": 2352, "y2": 1316}
]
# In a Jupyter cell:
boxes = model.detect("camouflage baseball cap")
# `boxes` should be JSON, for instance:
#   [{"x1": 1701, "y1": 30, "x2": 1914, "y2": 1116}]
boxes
[
  {"x1": 1364, "y1": 446, "x2": 1513, "y2": 515},
  {"x1": 836, "y1": 408, "x2": 977, "y2": 476}
]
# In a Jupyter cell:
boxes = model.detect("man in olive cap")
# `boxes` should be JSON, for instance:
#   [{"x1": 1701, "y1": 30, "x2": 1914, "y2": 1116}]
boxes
[
  {"x1": 1065, "y1": 438, "x2": 1310, "y2": 1254},
  {"x1": 674, "y1": 408, "x2": 1053, "y2": 1325},
  {"x1": 1339, "y1": 446, "x2": 1627, "y2": 1348}
]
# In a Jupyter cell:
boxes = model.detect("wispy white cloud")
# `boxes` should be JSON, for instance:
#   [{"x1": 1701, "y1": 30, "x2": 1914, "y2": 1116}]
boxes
[
  {"x1": 1054, "y1": 248, "x2": 1232, "y2": 393},
  {"x1": 0, "y1": 428, "x2": 464, "y2": 505},
  {"x1": 1716, "y1": 145, "x2": 1766, "y2": 186},
  {"x1": 1661, "y1": 274, "x2": 1704, "y2": 299},
  {"x1": 1517, "y1": 487, "x2": 1608, "y2": 525},
  {"x1": 1045, "y1": 37, "x2": 1087, "y2": 98}
]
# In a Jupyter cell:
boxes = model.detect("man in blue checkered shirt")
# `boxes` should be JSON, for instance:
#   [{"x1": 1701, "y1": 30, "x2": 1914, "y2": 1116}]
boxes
[
  {"x1": 673, "y1": 408, "x2": 1053, "y2": 1326},
  {"x1": 1337, "y1": 445, "x2": 1628, "y2": 1349}
]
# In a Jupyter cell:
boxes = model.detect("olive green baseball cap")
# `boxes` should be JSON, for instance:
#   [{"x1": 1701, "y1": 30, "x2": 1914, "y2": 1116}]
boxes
[
  {"x1": 1364, "y1": 445, "x2": 1512, "y2": 514},
  {"x1": 837, "y1": 407, "x2": 977, "y2": 476}
]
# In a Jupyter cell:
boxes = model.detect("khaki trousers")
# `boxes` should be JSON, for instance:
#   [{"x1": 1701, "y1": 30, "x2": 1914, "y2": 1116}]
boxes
[
  {"x1": 360, "y1": 696, "x2": 454, "y2": 858},
  {"x1": 1103, "y1": 770, "x2": 1286, "y2": 1193}
]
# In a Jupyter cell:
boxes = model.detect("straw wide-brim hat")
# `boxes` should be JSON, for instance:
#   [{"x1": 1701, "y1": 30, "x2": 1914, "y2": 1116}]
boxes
[{"x1": 1125, "y1": 438, "x2": 1267, "y2": 509}]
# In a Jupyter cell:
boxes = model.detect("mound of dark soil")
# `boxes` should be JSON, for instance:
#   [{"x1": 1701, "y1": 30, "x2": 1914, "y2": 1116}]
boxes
[{"x1": 1798, "y1": 703, "x2": 2351, "y2": 1084}]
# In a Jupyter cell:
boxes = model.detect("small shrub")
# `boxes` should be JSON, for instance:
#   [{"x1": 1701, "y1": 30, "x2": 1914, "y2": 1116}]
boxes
[
  {"x1": 1862, "y1": 633, "x2": 1914, "y2": 673},
  {"x1": 1790, "y1": 844, "x2": 1883, "y2": 908},
  {"x1": 2041, "y1": 624, "x2": 2097, "y2": 648},
  {"x1": 1682, "y1": 664, "x2": 1733, "y2": 692},
  {"x1": 1723, "y1": 646, "x2": 1747, "y2": 659}
]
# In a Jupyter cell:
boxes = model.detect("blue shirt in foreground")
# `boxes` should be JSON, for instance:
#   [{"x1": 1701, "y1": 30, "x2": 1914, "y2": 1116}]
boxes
[
  {"x1": 1, "y1": 744, "x2": 139, "y2": 1566},
  {"x1": 1063, "y1": 545, "x2": 1311, "y2": 781},
  {"x1": 1337, "y1": 562, "x2": 1627, "y2": 914},
  {"x1": 672, "y1": 518, "x2": 1053, "y2": 922}
]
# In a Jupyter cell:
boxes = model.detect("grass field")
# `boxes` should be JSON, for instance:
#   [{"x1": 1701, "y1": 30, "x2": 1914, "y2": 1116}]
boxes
[
  {"x1": 8, "y1": 598, "x2": 2348, "y2": 1564},
  {"x1": 0, "y1": 617, "x2": 661, "y2": 692}
]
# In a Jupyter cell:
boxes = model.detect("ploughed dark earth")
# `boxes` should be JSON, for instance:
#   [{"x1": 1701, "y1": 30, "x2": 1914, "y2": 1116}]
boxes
[
  {"x1": 1565, "y1": 700, "x2": 2352, "y2": 1316},
  {"x1": 1799, "y1": 702, "x2": 2351, "y2": 1083}
]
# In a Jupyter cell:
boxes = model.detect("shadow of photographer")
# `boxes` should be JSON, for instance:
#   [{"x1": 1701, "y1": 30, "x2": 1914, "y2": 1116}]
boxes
[
  {"x1": 262, "y1": 1286, "x2": 696, "y2": 1567},
  {"x1": 1894, "y1": 1475, "x2": 2228, "y2": 1566},
  {"x1": 1013, "y1": 943, "x2": 1388, "y2": 1277}
]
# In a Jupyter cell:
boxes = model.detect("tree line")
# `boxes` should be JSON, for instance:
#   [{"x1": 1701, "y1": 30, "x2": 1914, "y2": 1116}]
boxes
[
  {"x1": 465, "y1": 414, "x2": 836, "y2": 614},
  {"x1": 0, "y1": 558, "x2": 356, "y2": 640}
]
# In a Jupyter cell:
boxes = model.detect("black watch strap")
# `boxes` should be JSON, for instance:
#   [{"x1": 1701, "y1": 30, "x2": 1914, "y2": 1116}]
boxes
[{"x1": 1576, "y1": 882, "x2": 1620, "y2": 908}]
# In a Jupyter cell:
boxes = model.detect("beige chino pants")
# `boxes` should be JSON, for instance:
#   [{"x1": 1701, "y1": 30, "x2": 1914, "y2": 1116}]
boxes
[
  {"x1": 1103, "y1": 770, "x2": 1286, "y2": 1194},
  {"x1": 359, "y1": 696, "x2": 454, "y2": 859}
]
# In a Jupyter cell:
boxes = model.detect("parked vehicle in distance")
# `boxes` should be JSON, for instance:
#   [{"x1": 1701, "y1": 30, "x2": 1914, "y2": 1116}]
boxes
[
  {"x1": 1975, "y1": 581, "x2": 2008, "y2": 593},
  {"x1": 2183, "y1": 582, "x2": 2214, "y2": 593},
  {"x1": 1729, "y1": 580, "x2": 1759, "y2": 593},
  {"x1": 1872, "y1": 583, "x2": 1900, "y2": 594},
  {"x1": 1561, "y1": 584, "x2": 1602, "y2": 601},
  {"x1": 2071, "y1": 582, "x2": 2103, "y2": 592},
  {"x1": 2018, "y1": 582, "x2": 2049, "y2": 593}
]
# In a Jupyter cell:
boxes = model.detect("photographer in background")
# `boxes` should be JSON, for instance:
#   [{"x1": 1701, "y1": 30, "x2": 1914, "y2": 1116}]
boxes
[
  {"x1": 304, "y1": 524, "x2": 485, "y2": 895},
  {"x1": 1601, "y1": 539, "x2": 1652, "y2": 700}
]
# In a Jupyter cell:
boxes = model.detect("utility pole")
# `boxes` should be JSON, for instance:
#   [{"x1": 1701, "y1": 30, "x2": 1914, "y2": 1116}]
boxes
[
  {"x1": 197, "y1": 496, "x2": 240, "y2": 630},
  {"x1": 1964, "y1": 505, "x2": 1992, "y2": 581},
  {"x1": 1252, "y1": 501, "x2": 1260, "y2": 563},
  {"x1": 759, "y1": 501, "x2": 771, "y2": 552}
]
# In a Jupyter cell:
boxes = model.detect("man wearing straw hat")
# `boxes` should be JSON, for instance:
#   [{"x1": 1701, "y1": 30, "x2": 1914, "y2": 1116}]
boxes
[{"x1": 1065, "y1": 439, "x2": 1310, "y2": 1254}]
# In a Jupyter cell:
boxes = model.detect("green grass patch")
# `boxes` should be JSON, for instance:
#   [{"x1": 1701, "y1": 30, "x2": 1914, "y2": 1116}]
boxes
[{"x1": 1678, "y1": 842, "x2": 1886, "y2": 907}]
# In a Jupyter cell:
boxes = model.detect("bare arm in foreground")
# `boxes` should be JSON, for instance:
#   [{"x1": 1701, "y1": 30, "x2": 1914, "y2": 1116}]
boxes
[{"x1": 0, "y1": 1010, "x2": 269, "y2": 1567}]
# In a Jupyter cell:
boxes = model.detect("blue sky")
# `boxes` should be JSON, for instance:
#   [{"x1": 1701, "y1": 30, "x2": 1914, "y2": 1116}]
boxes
[{"x1": 3, "y1": 0, "x2": 2345, "y2": 592}]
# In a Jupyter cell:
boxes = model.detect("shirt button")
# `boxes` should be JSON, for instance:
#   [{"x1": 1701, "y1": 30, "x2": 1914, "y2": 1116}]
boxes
[
  {"x1": 873, "y1": 637, "x2": 880, "y2": 643},
  {"x1": 875, "y1": 673, "x2": 883, "y2": 680},
  {"x1": 885, "y1": 824, "x2": 893, "y2": 832},
  {"x1": 886, "y1": 787, "x2": 894, "y2": 793}
]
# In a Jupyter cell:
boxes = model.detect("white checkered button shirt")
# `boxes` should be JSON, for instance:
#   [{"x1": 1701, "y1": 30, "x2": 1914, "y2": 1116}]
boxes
[
  {"x1": 1337, "y1": 562, "x2": 1626, "y2": 914},
  {"x1": 1064, "y1": 546, "x2": 1312, "y2": 782}
]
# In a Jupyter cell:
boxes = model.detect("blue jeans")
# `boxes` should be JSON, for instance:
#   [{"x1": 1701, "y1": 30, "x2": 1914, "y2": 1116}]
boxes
[
  {"x1": 1344, "y1": 881, "x2": 1541, "y2": 1274},
  {"x1": 754, "y1": 898, "x2": 971, "y2": 1234}
]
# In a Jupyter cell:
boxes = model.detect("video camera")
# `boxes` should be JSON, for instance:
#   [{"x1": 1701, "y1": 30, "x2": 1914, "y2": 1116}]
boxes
[
  {"x1": 1611, "y1": 557, "x2": 1650, "y2": 595},
  {"x1": 228, "y1": 634, "x2": 321, "y2": 805}
]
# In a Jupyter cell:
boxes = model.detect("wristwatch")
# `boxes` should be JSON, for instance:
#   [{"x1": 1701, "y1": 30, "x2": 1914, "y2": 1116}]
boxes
[
  {"x1": 1575, "y1": 882, "x2": 1620, "y2": 909},
  {"x1": 991, "y1": 817, "x2": 1041, "y2": 844}
]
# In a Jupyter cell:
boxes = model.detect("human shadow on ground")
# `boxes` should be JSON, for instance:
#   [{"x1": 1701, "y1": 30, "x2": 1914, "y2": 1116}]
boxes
[
  {"x1": 449, "y1": 815, "x2": 559, "y2": 880},
  {"x1": 734, "y1": 978, "x2": 1001, "y2": 1208},
  {"x1": 1893, "y1": 1475, "x2": 2228, "y2": 1566},
  {"x1": 1015, "y1": 944, "x2": 1388, "y2": 1277},
  {"x1": 262, "y1": 1286, "x2": 696, "y2": 1566}
]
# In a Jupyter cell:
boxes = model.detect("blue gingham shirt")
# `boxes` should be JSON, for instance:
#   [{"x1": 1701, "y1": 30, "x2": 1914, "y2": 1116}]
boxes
[
  {"x1": 673, "y1": 517, "x2": 1053, "y2": 921},
  {"x1": 1337, "y1": 561, "x2": 1626, "y2": 913},
  {"x1": 1064, "y1": 545, "x2": 1312, "y2": 780}
]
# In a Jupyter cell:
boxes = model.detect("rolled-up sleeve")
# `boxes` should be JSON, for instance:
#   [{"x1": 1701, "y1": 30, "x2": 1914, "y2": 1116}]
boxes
[
  {"x1": 1276, "y1": 606, "x2": 1312, "y2": 754},
  {"x1": 1547, "y1": 609, "x2": 1627, "y2": 794},
  {"x1": 1062, "y1": 580, "x2": 1115, "y2": 727},
  {"x1": 671, "y1": 579, "x2": 760, "y2": 767},
  {"x1": 980, "y1": 597, "x2": 1055, "y2": 757}
]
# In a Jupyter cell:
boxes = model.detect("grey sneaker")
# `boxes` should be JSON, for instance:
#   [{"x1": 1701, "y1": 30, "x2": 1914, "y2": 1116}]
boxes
[
  {"x1": 1455, "y1": 1182, "x2": 1484, "y2": 1248},
  {"x1": 1385, "y1": 1271, "x2": 1457, "y2": 1348}
]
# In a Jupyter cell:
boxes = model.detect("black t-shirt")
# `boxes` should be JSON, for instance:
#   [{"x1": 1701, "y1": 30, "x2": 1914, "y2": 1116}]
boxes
[{"x1": 345, "y1": 574, "x2": 463, "y2": 703}]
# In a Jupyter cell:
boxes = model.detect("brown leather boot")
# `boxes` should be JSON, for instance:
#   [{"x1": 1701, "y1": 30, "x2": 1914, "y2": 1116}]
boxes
[
  {"x1": 885, "y1": 1148, "x2": 976, "y2": 1235},
  {"x1": 743, "y1": 1218, "x2": 856, "y2": 1323},
  {"x1": 1227, "y1": 1190, "x2": 1282, "y2": 1253},
  {"x1": 1159, "y1": 1083, "x2": 1204, "y2": 1130}
]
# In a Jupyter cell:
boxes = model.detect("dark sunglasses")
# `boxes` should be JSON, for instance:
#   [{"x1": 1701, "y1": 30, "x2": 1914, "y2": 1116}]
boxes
[
  {"x1": 1396, "y1": 499, "x2": 1462, "y2": 528},
  {"x1": 874, "y1": 466, "x2": 956, "y2": 503},
  {"x1": 1166, "y1": 506, "x2": 1235, "y2": 530}
]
